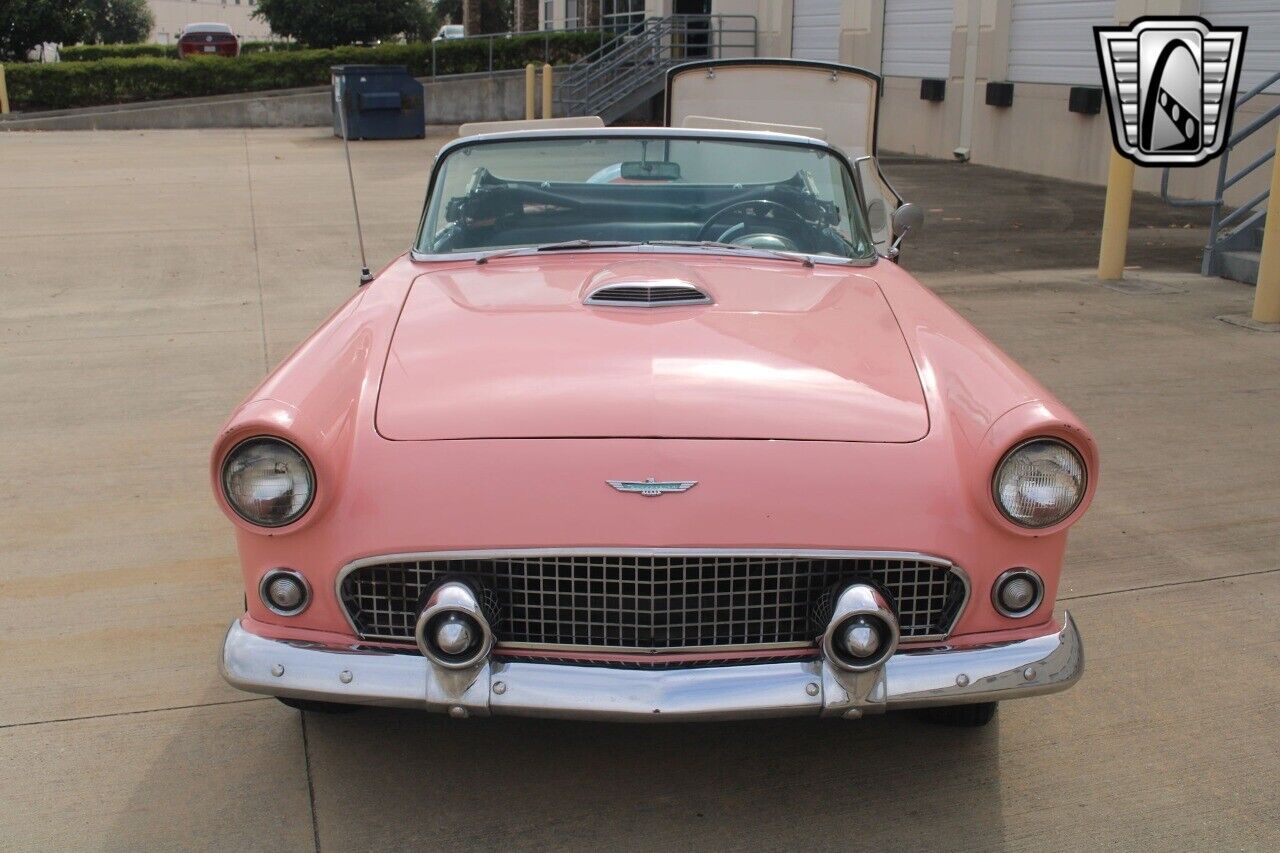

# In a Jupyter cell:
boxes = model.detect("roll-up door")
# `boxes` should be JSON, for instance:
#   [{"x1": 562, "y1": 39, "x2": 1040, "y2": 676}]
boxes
[
  {"x1": 1202, "y1": 0, "x2": 1280, "y2": 93},
  {"x1": 1008, "y1": 0, "x2": 1116, "y2": 85},
  {"x1": 792, "y1": 0, "x2": 841, "y2": 63},
  {"x1": 881, "y1": 0, "x2": 954, "y2": 79}
]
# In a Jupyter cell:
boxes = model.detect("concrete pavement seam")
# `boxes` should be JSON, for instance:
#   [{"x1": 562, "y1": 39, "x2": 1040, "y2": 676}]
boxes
[
  {"x1": 1060, "y1": 565, "x2": 1280, "y2": 603},
  {"x1": 243, "y1": 131, "x2": 270, "y2": 374},
  {"x1": 299, "y1": 712, "x2": 322, "y2": 853},
  {"x1": 0, "y1": 696, "x2": 269, "y2": 731}
]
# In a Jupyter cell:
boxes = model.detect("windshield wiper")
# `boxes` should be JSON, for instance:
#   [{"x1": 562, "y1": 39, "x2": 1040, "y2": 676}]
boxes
[
  {"x1": 644, "y1": 240, "x2": 817, "y2": 268},
  {"x1": 475, "y1": 240, "x2": 640, "y2": 264},
  {"x1": 474, "y1": 238, "x2": 829, "y2": 267}
]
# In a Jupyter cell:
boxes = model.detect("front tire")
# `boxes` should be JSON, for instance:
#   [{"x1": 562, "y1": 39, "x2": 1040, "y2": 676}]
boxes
[
  {"x1": 277, "y1": 697, "x2": 361, "y2": 714},
  {"x1": 918, "y1": 702, "x2": 997, "y2": 727}
]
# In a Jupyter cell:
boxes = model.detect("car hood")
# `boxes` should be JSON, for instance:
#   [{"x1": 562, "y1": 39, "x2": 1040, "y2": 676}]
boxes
[{"x1": 376, "y1": 255, "x2": 928, "y2": 442}]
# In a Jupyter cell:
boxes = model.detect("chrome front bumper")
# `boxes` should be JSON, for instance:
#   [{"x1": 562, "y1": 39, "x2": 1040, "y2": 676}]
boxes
[{"x1": 221, "y1": 614, "x2": 1082, "y2": 722}]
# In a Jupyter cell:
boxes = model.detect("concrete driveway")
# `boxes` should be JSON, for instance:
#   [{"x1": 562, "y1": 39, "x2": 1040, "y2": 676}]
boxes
[{"x1": 1, "y1": 128, "x2": 1276, "y2": 851}]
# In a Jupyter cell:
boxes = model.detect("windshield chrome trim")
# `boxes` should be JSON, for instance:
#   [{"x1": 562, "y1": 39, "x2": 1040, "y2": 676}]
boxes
[
  {"x1": 409, "y1": 244, "x2": 876, "y2": 268},
  {"x1": 414, "y1": 128, "x2": 878, "y2": 265},
  {"x1": 432, "y1": 125, "x2": 832, "y2": 159}
]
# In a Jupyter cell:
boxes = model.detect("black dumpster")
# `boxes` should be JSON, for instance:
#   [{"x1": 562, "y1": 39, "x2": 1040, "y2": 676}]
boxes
[{"x1": 331, "y1": 65, "x2": 425, "y2": 140}]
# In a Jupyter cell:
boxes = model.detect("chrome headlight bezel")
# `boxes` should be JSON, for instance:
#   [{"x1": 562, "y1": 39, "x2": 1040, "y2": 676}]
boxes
[
  {"x1": 991, "y1": 437, "x2": 1087, "y2": 529},
  {"x1": 220, "y1": 436, "x2": 316, "y2": 528}
]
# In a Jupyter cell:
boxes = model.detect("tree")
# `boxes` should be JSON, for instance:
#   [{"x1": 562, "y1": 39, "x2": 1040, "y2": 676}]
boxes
[
  {"x1": 434, "y1": 0, "x2": 513, "y2": 34},
  {"x1": 434, "y1": 0, "x2": 461, "y2": 26},
  {"x1": 432, "y1": 0, "x2": 513, "y2": 34},
  {"x1": 253, "y1": 0, "x2": 425, "y2": 48},
  {"x1": 0, "y1": 0, "x2": 92, "y2": 59},
  {"x1": 404, "y1": 1, "x2": 441, "y2": 43},
  {"x1": 475, "y1": 0, "x2": 514, "y2": 34},
  {"x1": 82, "y1": 0, "x2": 154, "y2": 44}
]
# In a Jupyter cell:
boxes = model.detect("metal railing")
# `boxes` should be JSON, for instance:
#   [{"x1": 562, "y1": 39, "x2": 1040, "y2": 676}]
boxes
[
  {"x1": 557, "y1": 15, "x2": 758, "y2": 119},
  {"x1": 1161, "y1": 71, "x2": 1280, "y2": 275},
  {"x1": 425, "y1": 27, "x2": 613, "y2": 77}
]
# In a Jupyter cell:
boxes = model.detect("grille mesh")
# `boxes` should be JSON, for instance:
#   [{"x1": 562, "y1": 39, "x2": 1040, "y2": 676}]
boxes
[
  {"x1": 340, "y1": 553, "x2": 966, "y2": 650},
  {"x1": 584, "y1": 283, "x2": 711, "y2": 306}
]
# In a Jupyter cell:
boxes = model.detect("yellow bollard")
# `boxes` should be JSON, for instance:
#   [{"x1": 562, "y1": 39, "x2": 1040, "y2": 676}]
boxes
[
  {"x1": 541, "y1": 63, "x2": 553, "y2": 120},
  {"x1": 1250, "y1": 124, "x2": 1280, "y2": 324},
  {"x1": 0, "y1": 64, "x2": 9, "y2": 115},
  {"x1": 524, "y1": 63, "x2": 536, "y2": 121},
  {"x1": 1098, "y1": 148, "x2": 1136, "y2": 280}
]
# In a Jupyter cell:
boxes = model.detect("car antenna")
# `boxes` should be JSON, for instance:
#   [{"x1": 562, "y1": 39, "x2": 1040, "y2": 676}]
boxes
[{"x1": 335, "y1": 78, "x2": 374, "y2": 285}]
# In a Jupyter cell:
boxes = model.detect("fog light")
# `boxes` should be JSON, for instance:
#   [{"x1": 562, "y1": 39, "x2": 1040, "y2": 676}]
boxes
[
  {"x1": 414, "y1": 581, "x2": 493, "y2": 670},
  {"x1": 434, "y1": 615, "x2": 477, "y2": 656},
  {"x1": 841, "y1": 616, "x2": 883, "y2": 659},
  {"x1": 820, "y1": 583, "x2": 900, "y2": 672},
  {"x1": 993, "y1": 569, "x2": 1043, "y2": 618},
  {"x1": 259, "y1": 569, "x2": 309, "y2": 615}
]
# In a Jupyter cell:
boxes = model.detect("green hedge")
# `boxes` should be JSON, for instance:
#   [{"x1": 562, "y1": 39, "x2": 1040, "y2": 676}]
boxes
[
  {"x1": 60, "y1": 41, "x2": 304, "y2": 62},
  {"x1": 9, "y1": 31, "x2": 604, "y2": 111},
  {"x1": 61, "y1": 44, "x2": 178, "y2": 61},
  {"x1": 241, "y1": 41, "x2": 309, "y2": 55}
]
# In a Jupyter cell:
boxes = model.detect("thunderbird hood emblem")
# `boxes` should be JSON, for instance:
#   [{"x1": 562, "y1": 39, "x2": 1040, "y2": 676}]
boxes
[{"x1": 607, "y1": 478, "x2": 697, "y2": 496}]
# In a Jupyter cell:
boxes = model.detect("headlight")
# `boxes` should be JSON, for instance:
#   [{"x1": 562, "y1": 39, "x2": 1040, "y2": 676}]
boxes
[
  {"x1": 221, "y1": 437, "x2": 315, "y2": 527},
  {"x1": 993, "y1": 438, "x2": 1086, "y2": 528}
]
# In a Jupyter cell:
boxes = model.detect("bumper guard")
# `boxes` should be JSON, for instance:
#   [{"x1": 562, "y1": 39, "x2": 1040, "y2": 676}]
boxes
[{"x1": 221, "y1": 614, "x2": 1082, "y2": 722}]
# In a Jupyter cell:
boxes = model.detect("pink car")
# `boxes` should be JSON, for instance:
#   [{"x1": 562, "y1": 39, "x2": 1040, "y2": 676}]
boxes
[{"x1": 216, "y1": 61, "x2": 1093, "y2": 726}]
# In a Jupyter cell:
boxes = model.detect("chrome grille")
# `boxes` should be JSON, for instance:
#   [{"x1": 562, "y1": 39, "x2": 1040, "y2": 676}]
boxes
[{"x1": 339, "y1": 551, "x2": 966, "y2": 651}]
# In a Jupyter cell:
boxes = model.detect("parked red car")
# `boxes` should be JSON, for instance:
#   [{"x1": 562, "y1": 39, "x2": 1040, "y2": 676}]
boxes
[{"x1": 178, "y1": 23, "x2": 239, "y2": 58}]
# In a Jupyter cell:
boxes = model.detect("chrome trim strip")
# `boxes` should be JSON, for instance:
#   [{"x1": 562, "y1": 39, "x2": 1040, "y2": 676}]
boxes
[
  {"x1": 333, "y1": 548, "x2": 971, "y2": 646},
  {"x1": 493, "y1": 640, "x2": 814, "y2": 655},
  {"x1": 409, "y1": 243, "x2": 875, "y2": 268},
  {"x1": 432, "y1": 125, "x2": 833, "y2": 156},
  {"x1": 220, "y1": 613, "x2": 1083, "y2": 721}
]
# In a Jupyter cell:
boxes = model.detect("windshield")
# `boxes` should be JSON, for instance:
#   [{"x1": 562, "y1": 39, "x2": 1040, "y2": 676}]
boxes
[{"x1": 416, "y1": 136, "x2": 876, "y2": 261}]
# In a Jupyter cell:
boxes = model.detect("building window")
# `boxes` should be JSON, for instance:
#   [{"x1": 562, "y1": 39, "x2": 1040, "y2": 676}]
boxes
[
  {"x1": 565, "y1": 0, "x2": 581, "y2": 29},
  {"x1": 544, "y1": 0, "x2": 553, "y2": 30},
  {"x1": 602, "y1": 0, "x2": 644, "y2": 32}
]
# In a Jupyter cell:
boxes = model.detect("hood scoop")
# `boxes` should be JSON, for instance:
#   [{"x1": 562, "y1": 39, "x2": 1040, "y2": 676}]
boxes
[{"x1": 584, "y1": 280, "x2": 713, "y2": 307}]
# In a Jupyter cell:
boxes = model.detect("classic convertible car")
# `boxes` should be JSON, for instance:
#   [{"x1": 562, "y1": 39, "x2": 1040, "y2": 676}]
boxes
[{"x1": 216, "y1": 60, "x2": 1093, "y2": 726}]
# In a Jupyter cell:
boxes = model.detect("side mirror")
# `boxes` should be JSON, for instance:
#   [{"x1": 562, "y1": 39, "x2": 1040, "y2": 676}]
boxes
[{"x1": 888, "y1": 202, "x2": 924, "y2": 258}]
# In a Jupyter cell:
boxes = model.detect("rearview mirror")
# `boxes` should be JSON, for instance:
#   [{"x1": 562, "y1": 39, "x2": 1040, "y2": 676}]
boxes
[
  {"x1": 620, "y1": 161, "x2": 682, "y2": 181},
  {"x1": 888, "y1": 202, "x2": 924, "y2": 258},
  {"x1": 891, "y1": 202, "x2": 924, "y2": 237}
]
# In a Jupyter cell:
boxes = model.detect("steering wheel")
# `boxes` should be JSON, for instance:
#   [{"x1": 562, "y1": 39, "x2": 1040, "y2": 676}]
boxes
[{"x1": 696, "y1": 199, "x2": 806, "y2": 243}]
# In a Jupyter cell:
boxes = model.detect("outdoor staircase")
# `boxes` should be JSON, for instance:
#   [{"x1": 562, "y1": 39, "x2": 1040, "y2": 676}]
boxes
[
  {"x1": 1162, "y1": 70, "x2": 1280, "y2": 285},
  {"x1": 1214, "y1": 218, "x2": 1266, "y2": 284},
  {"x1": 556, "y1": 15, "x2": 757, "y2": 125}
]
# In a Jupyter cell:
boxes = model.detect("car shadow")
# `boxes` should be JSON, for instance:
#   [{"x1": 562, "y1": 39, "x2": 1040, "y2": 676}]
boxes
[{"x1": 299, "y1": 706, "x2": 1007, "y2": 850}]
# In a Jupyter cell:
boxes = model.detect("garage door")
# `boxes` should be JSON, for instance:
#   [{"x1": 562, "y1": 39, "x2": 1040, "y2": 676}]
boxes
[
  {"x1": 1202, "y1": 0, "x2": 1280, "y2": 93},
  {"x1": 1008, "y1": 0, "x2": 1115, "y2": 85},
  {"x1": 792, "y1": 0, "x2": 840, "y2": 63},
  {"x1": 881, "y1": 0, "x2": 953, "y2": 79}
]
